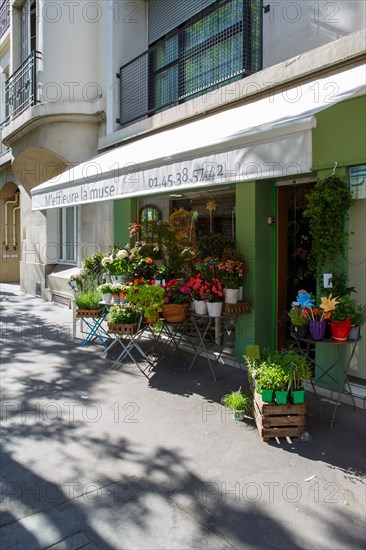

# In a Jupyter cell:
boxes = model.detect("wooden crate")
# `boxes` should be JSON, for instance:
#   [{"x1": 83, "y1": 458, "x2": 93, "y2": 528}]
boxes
[
  {"x1": 253, "y1": 390, "x2": 306, "y2": 442},
  {"x1": 76, "y1": 307, "x2": 102, "y2": 318}
]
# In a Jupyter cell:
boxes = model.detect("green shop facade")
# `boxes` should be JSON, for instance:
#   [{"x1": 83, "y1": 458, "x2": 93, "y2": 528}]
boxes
[{"x1": 32, "y1": 66, "x2": 366, "y2": 398}]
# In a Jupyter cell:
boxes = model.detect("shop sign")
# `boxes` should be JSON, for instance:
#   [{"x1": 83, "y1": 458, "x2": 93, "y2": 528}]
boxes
[{"x1": 350, "y1": 166, "x2": 366, "y2": 199}]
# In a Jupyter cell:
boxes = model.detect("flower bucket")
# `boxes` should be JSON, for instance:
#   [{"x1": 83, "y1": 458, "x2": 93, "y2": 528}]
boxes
[
  {"x1": 225, "y1": 288, "x2": 239, "y2": 304},
  {"x1": 194, "y1": 300, "x2": 207, "y2": 315},
  {"x1": 207, "y1": 302, "x2": 223, "y2": 317},
  {"x1": 291, "y1": 390, "x2": 305, "y2": 404},
  {"x1": 162, "y1": 303, "x2": 189, "y2": 323},
  {"x1": 330, "y1": 318, "x2": 352, "y2": 342},
  {"x1": 309, "y1": 320, "x2": 327, "y2": 341},
  {"x1": 102, "y1": 293, "x2": 112, "y2": 303},
  {"x1": 348, "y1": 325, "x2": 361, "y2": 341},
  {"x1": 275, "y1": 391, "x2": 288, "y2": 405},
  {"x1": 261, "y1": 390, "x2": 273, "y2": 403}
]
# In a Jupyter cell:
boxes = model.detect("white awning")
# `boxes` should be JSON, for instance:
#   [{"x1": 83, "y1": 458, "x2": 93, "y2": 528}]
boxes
[{"x1": 32, "y1": 64, "x2": 366, "y2": 210}]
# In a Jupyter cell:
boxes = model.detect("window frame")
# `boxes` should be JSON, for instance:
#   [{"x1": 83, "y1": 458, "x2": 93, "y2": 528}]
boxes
[{"x1": 58, "y1": 206, "x2": 78, "y2": 265}]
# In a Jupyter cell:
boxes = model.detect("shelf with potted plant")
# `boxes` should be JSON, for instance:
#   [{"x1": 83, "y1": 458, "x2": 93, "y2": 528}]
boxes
[{"x1": 107, "y1": 303, "x2": 142, "y2": 335}]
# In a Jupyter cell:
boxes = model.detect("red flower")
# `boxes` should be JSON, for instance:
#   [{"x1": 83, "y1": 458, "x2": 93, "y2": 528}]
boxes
[{"x1": 147, "y1": 258, "x2": 153, "y2": 265}]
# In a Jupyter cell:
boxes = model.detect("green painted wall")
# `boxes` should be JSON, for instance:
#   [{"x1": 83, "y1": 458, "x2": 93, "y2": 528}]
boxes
[
  {"x1": 113, "y1": 198, "x2": 136, "y2": 246},
  {"x1": 312, "y1": 97, "x2": 366, "y2": 389},
  {"x1": 235, "y1": 180, "x2": 275, "y2": 360},
  {"x1": 313, "y1": 95, "x2": 366, "y2": 170}
]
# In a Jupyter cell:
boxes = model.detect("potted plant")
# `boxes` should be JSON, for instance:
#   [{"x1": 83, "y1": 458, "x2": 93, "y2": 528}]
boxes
[
  {"x1": 200, "y1": 278, "x2": 224, "y2": 317},
  {"x1": 108, "y1": 303, "x2": 141, "y2": 334},
  {"x1": 124, "y1": 280, "x2": 165, "y2": 326},
  {"x1": 102, "y1": 247, "x2": 132, "y2": 282},
  {"x1": 221, "y1": 388, "x2": 253, "y2": 420},
  {"x1": 186, "y1": 274, "x2": 207, "y2": 315},
  {"x1": 275, "y1": 350, "x2": 312, "y2": 404},
  {"x1": 288, "y1": 306, "x2": 309, "y2": 338},
  {"x1": 97, "y1": 283, "x2": 114, "y2": 303},
  {"x1": 296, "y1": 291, "x2": 339, "y2": 341},
  {"x1": 162, "y1": 279, "x2": 192, "y2": 322},
  {"x1": 75, "y1": 289, "x2": 102, "y2": 317},
  {"x1": 255, "y1": 362, "x2": 292, "y2": 405},
  {"x1": 330, "y1": 296, "x2": 357, "y2": 342},
  {"x1": 109, "y1": 282, "x2": 127, "y2": 304},
  {"x1": 349, "y1": 303, "x2": 366, "y2": 340}
]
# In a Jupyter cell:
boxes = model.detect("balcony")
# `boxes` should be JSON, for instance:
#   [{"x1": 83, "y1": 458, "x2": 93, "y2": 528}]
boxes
[
  {"x1": 0, "y1": 0, "x2": 10, "y2": 40},
  {"x1": 0, "y1": 121, "x2": 10, "y2": 156},
  {"x1": 3, "y1": 51, "x2": 42, "y2": 125},
  {"x1": 117, "y1": 0, "x2": 262, "y2": 127}
]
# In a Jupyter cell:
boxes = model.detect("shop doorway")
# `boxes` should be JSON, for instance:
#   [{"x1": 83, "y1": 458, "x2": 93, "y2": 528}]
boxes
[{"x1": 276, "y1": 182, "x2": 316, "y2": 349}]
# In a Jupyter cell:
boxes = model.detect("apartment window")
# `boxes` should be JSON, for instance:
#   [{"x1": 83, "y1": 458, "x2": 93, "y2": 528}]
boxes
[
  {"x1": 22, "y1": 0, "x2": 37, "y2": 59},
  {"x1": 118, "y1": 0, "x2": 262, "y2": 126},
  {"x1": 58, "y1": 207, "x2": 78, "y2": 263}
]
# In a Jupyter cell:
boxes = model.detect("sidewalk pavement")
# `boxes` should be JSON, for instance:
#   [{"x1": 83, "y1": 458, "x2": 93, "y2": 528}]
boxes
[{"x1": 1, "y1": 283, "x2": 365, "y2": 550}]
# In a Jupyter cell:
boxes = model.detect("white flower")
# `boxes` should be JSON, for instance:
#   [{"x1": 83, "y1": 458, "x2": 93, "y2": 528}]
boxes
[
  {"x1": 117, "y1": 249, "x2": 128, "y2": 259},
  {"x1": 102, "y1": 256, "x2": 113, "y2": 265}
]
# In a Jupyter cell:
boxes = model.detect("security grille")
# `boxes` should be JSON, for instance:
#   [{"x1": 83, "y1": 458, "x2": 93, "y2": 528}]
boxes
[{"x1": 118, "y1": 0, "x2": 262, "y2": 127}]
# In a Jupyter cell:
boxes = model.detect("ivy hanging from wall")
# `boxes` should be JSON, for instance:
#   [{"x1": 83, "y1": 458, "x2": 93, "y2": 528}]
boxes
[{"x1": 303, "y1": 175, "x2": 354, "y2": 275}]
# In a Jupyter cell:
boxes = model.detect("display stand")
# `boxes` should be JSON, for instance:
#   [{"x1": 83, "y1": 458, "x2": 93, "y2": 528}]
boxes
[{"x1": 291, "y1": 333, "x2": 360, "y2": 428}]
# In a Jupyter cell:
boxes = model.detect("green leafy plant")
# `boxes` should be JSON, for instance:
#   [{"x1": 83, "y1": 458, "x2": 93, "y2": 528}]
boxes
[
  {"x1": 97, "y1": 283, "x2": 114, "y2": 294},
  {"x1": 124, "y1": 282, "x2": 165, "y2": 323},
  {"x1": 352, "y1": 303, "x2": 366, "y2": 326},
  {"x1": 331, "y1": 296, "x2": 357, "y2": 322},
  {"x1": 221, "y1": 388, "x2": 253, "y2": 415},
  {"x1": 108, "y1": 304, "x2": 141, "y2": 325},
  {"x1": 273, "y1": 350, "x2": 312, "y2": 390},
  {"x1": 303, "y1": 176, "x2": 353, "y2": 274},
  {"x1": 75, "y1": 289, "x2": 102, "y2": 309},
  {"x1": 255, "y1": 362, "x2": 293, "y2": 393},
  {"x1": 288, "y1": 306, "x2": 309, "y2": 327},
  {"x1": 83, "y1": 253, "x2": 104, "y2": 282}
]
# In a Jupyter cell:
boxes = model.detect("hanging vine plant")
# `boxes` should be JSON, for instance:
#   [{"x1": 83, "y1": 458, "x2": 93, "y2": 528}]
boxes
[{"x1": 303, "y1": 175, "x2": 354, "y2": 275}]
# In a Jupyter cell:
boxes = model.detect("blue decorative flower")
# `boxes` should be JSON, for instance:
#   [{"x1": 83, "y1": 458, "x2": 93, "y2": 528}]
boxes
[{"x1": 297, "y1": 292, "x2": 315, "y2": 309}]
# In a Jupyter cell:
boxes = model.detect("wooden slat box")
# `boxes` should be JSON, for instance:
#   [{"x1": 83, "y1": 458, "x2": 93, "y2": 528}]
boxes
[{"x1": 253, "y1": 390, "x2": 306, "y2": 442}]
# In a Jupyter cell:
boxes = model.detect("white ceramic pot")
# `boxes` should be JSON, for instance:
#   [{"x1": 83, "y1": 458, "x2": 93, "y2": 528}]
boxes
[
  {"x1": 194, "y1": 300, "x2": 208, "y2": 315},
  {"x1": 225, "y1": 288, "x2": 239, "y2": 304},
  {"x1": 102, "y1": 293, "x2": 112, "y2": 303},
  {"x1": 207, "y1": 302, "x2": 223, "y2": 317}
]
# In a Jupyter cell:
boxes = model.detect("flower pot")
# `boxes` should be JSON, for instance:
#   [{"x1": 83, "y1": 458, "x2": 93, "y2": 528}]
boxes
[
  {"x1": 348, "y1": 325, "x2": 361, "y2": 341},
  {"x1": 293, "y1": 325, "x2": 308, "y2": 339},
  {"x1": 275, "y1": 391, "x2": 288, "y2": 405},
  {"x1": 232, "y1": 410, "x2": 246, "y2": 421},
  {"x1": 291, "y1": 390, "x2": 305, "y2": 404},
  {"x1": 238, "y1": 286, "x2": 243, "y2": 301},
  {"x1": 207, "y1": 302, "x2": 223, "y2": 317},
  {"x1": 162, "y1": 303, "x2": 189, "y2": 323},
  {"x1": 225, "y1": 288, "x2": 239, "y2": 304},
  {"x1": 330, "y1": 318, "x2": 352, "y2": 342},
  {"x1": 194, "y1": 300, "x2": 207, "y2": 315},
  {"x1": 309, "y1": 320, "x2": 327, "y2": 341},
  {"x1": 261, "y1": 390, "x2": 273, "y2": 403},
  {"x1": 102, "y1": 293, "x2": 112, "y2": 303}
]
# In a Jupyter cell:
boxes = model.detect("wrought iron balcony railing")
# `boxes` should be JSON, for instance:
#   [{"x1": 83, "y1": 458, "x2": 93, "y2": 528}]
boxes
[
  {"x1": 4, "y1": 51, "x2": 42, "y2": 124},
  {"x1": 0, "y1": 121, "x2": 10, "y2": 156},
  {"x1": 0, "y1": 0, "x2": 10, "y2": 40},
  {"x1": 117, "y1": 0, "x2": 262, "y2": 127}
]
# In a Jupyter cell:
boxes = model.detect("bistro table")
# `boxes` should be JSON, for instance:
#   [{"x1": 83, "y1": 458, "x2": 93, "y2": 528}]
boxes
[
  {"x1": 291, "y1": 333, "x2": 360, "y2": 428},
  {"x1": 76, "y1": 305, "x2": 111, "y2": 349}
]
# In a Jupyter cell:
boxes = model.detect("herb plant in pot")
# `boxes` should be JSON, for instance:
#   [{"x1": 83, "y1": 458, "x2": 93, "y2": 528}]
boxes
[
  {"x1": 221, "y1": 388, "x2": 253, "y2": 421},
  {"x1": 256, "y1": 362, "x2": 292, "y2": 405},
  {"x1": 97, "y1": 283, "x2": 114, "y2": 303},
  {"x1": 75, "y1": 289, "x2": 102, "y2": 317},
  {"x1": 275, "y1": 350, "x2": 312, "y2": 404}
]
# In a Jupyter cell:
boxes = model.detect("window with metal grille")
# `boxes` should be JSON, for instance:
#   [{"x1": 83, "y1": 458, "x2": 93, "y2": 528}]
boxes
[{"x1": 118, "y1": 0, "x2": 262, "y2": 127}]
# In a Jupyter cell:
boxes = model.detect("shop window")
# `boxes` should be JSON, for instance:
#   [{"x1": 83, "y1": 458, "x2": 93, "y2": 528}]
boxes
[
  {"x1": 58, "y1": 206, "x2": 78, "y2": 264},
  {"x1": 139, "y1": 205, "x2": 162, "y2": 242}
]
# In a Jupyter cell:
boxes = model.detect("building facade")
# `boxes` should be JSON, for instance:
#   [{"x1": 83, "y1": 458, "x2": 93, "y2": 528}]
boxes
[{"x1": 1, "y1": 1, "x2": 366, "y2": 396}]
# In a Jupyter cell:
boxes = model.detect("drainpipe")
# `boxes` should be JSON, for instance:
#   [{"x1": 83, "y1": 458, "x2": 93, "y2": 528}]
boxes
[
  {"x1": 12, "y1": 205, "x2": 20, "y2": 249},
  {"x1": 4, "y1": 192, "x2": 19, "y2": 250}
]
